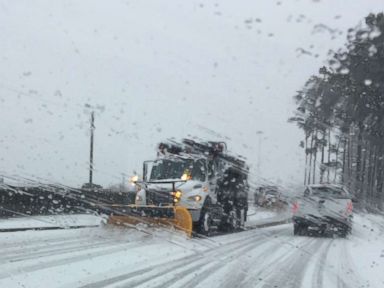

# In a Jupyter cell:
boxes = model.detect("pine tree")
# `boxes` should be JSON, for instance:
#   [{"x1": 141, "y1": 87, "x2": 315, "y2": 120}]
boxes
[{"x1": 290, "y1": 13, "x2": 384, "y2": 211}]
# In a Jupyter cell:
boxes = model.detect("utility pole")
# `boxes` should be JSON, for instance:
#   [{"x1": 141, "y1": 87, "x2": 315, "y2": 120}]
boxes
[
  {"x1": 121, "y1": 173, "x2": 126, "y2": 191},
  {"x1": 89, "y1": 111, "x2": 95, "y2": 187}
]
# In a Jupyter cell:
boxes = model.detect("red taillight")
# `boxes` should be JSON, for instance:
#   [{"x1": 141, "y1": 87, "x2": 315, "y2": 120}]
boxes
[
  {"x1": 292, "y1": 202, "x2": 299, "y2": 214},
  {"x1": 346, "y1": 201, "x2": 353, "y2": 214}
]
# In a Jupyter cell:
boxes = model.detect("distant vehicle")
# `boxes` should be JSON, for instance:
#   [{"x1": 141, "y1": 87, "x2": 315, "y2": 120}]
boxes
[
  {"x1": 292, "y1": 184, "x2": 354, "y2": 237},
  {"x1": 255, "y1": 185, "x2": 285, "y2": 209}
]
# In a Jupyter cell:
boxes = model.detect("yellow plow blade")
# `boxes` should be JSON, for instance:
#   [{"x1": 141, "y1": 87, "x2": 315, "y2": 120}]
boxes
[{"x1": 107, "y1": 206, "x2": 193, "y2": 237}]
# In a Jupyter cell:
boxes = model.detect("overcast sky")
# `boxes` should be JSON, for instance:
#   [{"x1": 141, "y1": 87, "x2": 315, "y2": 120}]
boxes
[{"x1": 0, "y1": 0, "x2": 382, "y2": 188}]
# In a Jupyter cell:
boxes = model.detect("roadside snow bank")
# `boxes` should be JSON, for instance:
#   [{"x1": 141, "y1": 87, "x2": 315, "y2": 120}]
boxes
[
  {"x1": 0, "y1": 214, "x2": 102, "y2": 230},
  {"x1": 246, "y1": 205, "x2": 291, "y2": 228}
]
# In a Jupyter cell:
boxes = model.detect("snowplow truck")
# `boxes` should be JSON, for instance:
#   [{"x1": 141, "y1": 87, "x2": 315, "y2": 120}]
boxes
[{"x1": 108, "y1": 139, "x2": 249, "y2": 237}]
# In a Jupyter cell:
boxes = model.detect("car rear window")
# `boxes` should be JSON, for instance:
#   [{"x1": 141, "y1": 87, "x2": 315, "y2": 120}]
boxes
[{"x1": 311, "y1": 187, "x2": 350, "y2": 199}]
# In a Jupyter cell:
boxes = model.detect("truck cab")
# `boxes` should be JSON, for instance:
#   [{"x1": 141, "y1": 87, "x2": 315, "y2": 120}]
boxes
[{"x1": 135, "y1": 155, "x2": 216, "y2": 223}]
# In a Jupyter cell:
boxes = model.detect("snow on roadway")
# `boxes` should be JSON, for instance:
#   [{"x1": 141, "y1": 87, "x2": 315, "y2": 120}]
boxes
[{"x1": 0, "y1": 212, "x2": 383, "y2": 288}]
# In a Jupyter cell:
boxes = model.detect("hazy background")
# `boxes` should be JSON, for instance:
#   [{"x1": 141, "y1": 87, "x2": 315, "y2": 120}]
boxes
[{"x1": 0, "y1": 0, "x2": 382, "y2": 188}]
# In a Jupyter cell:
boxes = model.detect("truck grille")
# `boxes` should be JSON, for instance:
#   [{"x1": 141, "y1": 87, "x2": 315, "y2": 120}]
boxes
[{"x1": 146, "y1": 189, "x2": 173, "y2": 206}]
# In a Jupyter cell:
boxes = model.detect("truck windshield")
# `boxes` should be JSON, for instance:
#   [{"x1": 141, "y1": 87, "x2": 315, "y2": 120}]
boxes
[
  {"x1": 311, "y1": 187, "x2": 350, "y2": 199},
  {"x1": 149, "y1": 159, "x2": 206, "y2": 181}
]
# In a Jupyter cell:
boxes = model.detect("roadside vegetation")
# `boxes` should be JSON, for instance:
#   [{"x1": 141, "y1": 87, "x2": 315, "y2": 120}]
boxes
[{"x1": 290, "y1": 13, "x2": 384, "y2": 211}]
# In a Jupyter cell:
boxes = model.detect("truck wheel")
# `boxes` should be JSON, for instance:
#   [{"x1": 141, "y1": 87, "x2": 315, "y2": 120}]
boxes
[
  {"x1": 294, "y1": 223, "x2": 307, "y2": 236},
  {"x1": 339, "y1": 230, "x2": 347, "y2": 238},
  {"x1": 339, "y1": 224, "x2": 351, "y2": 238},
  {"x1": 238, "y1": 208, "x2": 246, "y2": 230},
  {"x1": 197, "y1": 201, "x2": 213, "y2": 236},
  {"x1": 198, "y1": 209, "x2": 212, "y2": 236},
  {"x1": 293, "y1": 224, "x2": 299, "y2": 236},
  {"x1": 229, "y1": 210, "x2": 239, "y2": 232}
]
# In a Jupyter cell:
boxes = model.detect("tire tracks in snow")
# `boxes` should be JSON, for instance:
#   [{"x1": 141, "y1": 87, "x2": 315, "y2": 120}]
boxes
[
  {"x1": 79, "y1": 235, "x2": 261, "y2": 288},
  {"x1": 313, "y1": 239, "x2": 334, "y2": 288},
  {"x1": 77, "y1": 228, "x2": 288, "y2": 288},
  {"x1": 0, "y1": 239, "x2": 118, "y2": 264},
  {"x1": 256, "y1": 237, "x2": 320, "y2": 288},
  {"x1": 0, "y1": 233, "x2": 93, "y2": 251},
  {"x1": 254, "y1": 236, "x2": 348, "y2": 288},
  {"x1": 0, "y1": 240, "x2": 148, "y2": 280},
  {"x1": 177, "y1": 227, "x2": 297, "y2": 288},
  {"x1": 154, "y1": 237, "x2": 277, "y2": 288},
  {"x1": 182, "y1": 238, "x2": 288, "y2": 288},
  {"x1": 0, "y1": 228, "x2": 139, "y2": 265},
  {"x1": 223, "y1": 235, "x2": 316, "y2": 288},
  {"x1": 165, "y1": 229, "x2": 313, "y2": 288},
  {"x1": 336, "y1": 238, "x2": 363, "y2": 288},
  {"x1": 0, "y1": 236, "x2": 110, "y2": 261},
  {"x1": 151, "y1": 240, "x2": 264, "y2": 288},
  {"x1": 232, "y1": 236, "x2": 317, "y2": 288}
]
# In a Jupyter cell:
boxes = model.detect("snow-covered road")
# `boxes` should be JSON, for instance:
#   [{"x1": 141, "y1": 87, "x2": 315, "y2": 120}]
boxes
[{"x1": 0, "y1": 213, "x2": 383, "y2": 288}]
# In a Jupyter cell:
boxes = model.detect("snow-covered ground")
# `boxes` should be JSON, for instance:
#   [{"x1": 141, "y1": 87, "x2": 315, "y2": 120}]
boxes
[
  {"x1": 0, "y1": 214, "x2": 102, "y2": 230},
  {"x1": 0, "y1": 212, "x2": 383, "y2": 288},
  {"x1": 246, "y1": 205, "x2": 290, "y2": 228}
]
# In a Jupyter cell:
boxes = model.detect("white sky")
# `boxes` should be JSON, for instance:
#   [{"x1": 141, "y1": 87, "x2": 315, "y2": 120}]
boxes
[{"x1": 0, "y1": 0, "x2": 382, "y2": 187}]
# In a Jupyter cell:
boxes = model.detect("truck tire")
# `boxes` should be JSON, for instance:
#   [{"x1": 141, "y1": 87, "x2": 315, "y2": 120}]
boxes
[
  {"x1": 338, "y1": 224, "x2": 351, "y2": 238},
  {"x1": 293, "y1": 223, "x2": 307, "y2": 236},
  {"x1": 237, "y1": 208, "x2": 246, "y2": 230},
  {"x1": 198, "y1": 209, "x2": 212, "y2": 236},
  {"x1": 197, "y1": 200, "x2": 213, "y2": 236},
  {"x1": 229, "y1": 210, "x2": 240, "y2": 232},
  {"x1": 293, "y1": 224, "x2": 299, "y2": 236}
]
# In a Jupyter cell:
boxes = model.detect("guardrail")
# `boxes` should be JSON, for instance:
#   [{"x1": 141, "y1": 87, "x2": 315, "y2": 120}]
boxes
[{"x1": 0, "y1": 186, "x2": 135, "y2": 218}]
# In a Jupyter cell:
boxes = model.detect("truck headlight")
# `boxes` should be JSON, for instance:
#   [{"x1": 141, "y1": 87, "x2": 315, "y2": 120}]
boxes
[
  {"x1": 175, "y1": 190, "x2": 182, "y2": 198},
  {"x1": 188, "y1": 195, "x2": 202, "y2": 202},
  {"x1": 171, "y1": 190, "x2": 182, "y2": 199},
  {"x1": 171, "y1": 190, "x2": 183, "y2": 203}
]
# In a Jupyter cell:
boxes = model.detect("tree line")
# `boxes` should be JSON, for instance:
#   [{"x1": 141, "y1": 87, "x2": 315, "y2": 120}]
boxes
[{"x1": 290, "y1": 13, "x2": 384, "y2": 211}]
